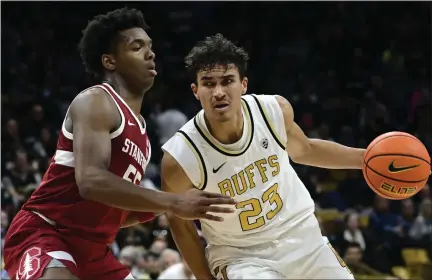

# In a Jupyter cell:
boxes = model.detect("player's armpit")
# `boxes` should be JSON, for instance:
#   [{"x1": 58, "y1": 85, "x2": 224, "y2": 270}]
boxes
[
  {"x1": 276, "y1": 95, "x2": 364, "y2": 169},
  {"x1": 275, "y1": 95, "x2": 312, "y2": 162},
  {"x1": 161, "y1": 152, "x2": 215, "y2": 280}
]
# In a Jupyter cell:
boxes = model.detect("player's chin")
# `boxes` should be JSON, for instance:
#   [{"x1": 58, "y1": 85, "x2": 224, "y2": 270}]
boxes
[
  {"x1": 140, "y1": 75, "x2": 155, "y2": 91},
  {"x1": 212, "y1": 111, "x2": 232, "y2": 123}
]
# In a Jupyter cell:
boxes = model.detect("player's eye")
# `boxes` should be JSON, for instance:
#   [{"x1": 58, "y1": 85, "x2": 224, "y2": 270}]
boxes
[
  {"x1": 222, "y1": 79, "x2": 234, "y2": 86},
  {"x1": 132, "y1": 45, "x2": 142, "y2": 51}
]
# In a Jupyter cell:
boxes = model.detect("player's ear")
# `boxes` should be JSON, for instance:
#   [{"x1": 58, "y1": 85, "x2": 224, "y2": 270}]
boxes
[
  {"x1": 191, "y1": 83, "x2": 199, "y2": 100},
  {"x1": 241, "y1": 77, "x2": 248, "y2": 95},
  {"x1": 102, "y1": 54, "x2": 116, "y2": 71}
]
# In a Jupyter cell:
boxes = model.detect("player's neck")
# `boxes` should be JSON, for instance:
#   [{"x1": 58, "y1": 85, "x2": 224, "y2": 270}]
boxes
[
  {"x1": 105, "y1": 76, "x2": 145, "y2": 116},
  {"x1": 204, "y1": 109, "x2": 243, "y2": 144}
]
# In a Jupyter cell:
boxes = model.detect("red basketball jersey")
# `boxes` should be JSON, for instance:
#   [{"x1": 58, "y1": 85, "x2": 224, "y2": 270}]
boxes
[{"x1": 22, "y1": 82, "x2": 154, "y2": 244}]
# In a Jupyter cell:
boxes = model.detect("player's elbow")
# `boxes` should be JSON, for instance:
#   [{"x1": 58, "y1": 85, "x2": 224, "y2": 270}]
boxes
[
  {"x1": 75, "y1": 167, "x2": 102, "y2": 199},
  {"x1": 288, "y1": 140, "x2": 312, "y2": 164}
]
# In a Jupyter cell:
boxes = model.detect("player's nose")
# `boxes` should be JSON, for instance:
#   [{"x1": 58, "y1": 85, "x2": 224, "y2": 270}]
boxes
[
  {"x1": 146, "y1": 49, "x2": 156, "y2": 61},
  {"x1": 213, "y1": 85, "x2": 226, "y2": 98}
]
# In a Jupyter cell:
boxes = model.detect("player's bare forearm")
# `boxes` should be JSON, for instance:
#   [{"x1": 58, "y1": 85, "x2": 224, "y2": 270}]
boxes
[
  {"x1": 292, "y1": 139, "x2": 365, "y2": 169},
  {"x1": 168, "y1": 214, "x2": 214, "y2": 280},
  {"x1": 77, "y1": 167, "x2": 179, "y2": 212},
  {"x1": 121, "y1": 213, "x2": 140, "y2": 228}
]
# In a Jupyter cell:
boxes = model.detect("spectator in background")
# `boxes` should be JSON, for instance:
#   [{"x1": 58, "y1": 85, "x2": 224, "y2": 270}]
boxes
[
  {"x1": 160, "y1": 249, "x2": 181, "y2": 271},
  {"x1": 139, "y1": 251, "x2": 162, "y2": 280},
  {"x1": 32, "y1": 127, "x2": 56, "y2": 160},
  {"x1": 409, "y1": 199, "x2": 432, "y2": 244},
  {"x1": 1, "y1": 210, "x2": 9, "y2": 251},
  {"x1": 343, "y1": 243, "x2": 391, "y2": 278},
  {"x1": 150, "y1": 239, "x2": 168, "y2": 254},
  {"x1": 341, "y1": 212, "x2": 367, "y2": 251},
  {"x1": 2, "y1": 150, "x2": 41, "y2": 208},
  {"x1": 119, "y1": 245, "x2": 139, "y2": 270},
  {"x1": 158, "y1": 259, "x2": 195, "y2": 280},
  {"x1": 400, "y1": 199, "x2": 416, "y2": 237},
  {"x1": 154, "y1": 104, "x2": 188, "y2": 146},
  {"x1": 2, "y1": 119, "x2": 22, "y2": 163},
  {"x1": 369, "y1": 196, "x2": 404, "y2": 246}
]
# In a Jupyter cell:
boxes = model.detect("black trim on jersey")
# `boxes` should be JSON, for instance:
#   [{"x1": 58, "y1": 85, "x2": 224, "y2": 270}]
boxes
[
  {"x1": 193, "y1": 98, "x2": 255, "y2": 157},
  {"x1": 177, "y1": 130, "x2": 208, "y2": 190},
  {"x1": 251, "y1": 94, "x2": 286, "y2": 150}
]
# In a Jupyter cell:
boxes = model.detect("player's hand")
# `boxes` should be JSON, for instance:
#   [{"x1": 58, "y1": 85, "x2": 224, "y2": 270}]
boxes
[{"x1": 172, "y1": 189, "x2": 237, "y2": 221}]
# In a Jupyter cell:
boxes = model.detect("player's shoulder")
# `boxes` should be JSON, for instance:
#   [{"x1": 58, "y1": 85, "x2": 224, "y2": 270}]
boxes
[
  {"x1": 69, "y1": 85, "x2": 119, "y2": 125},
  {"x1": 242, "y1": 93, "x2": 285, "y2": 107},
  {"x1": 71, "y1": 85, "x2": 111, "y2": 109},
  {"x1": 243, "y1": 93, "x2": 292, "y2": 115}
]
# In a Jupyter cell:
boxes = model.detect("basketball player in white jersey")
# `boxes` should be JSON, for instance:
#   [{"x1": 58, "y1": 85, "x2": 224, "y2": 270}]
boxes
[{"x1": 161, "y1": 33, "x2": 365, "y2": 279}]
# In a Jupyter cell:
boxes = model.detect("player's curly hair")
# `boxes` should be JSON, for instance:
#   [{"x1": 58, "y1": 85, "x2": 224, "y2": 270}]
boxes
[
  {"x1": 184, "y1": 33, "x2": 249, "y2": 81},
  {"x1": 78, "y1": 7, "x2": 148, "y2": 80}
]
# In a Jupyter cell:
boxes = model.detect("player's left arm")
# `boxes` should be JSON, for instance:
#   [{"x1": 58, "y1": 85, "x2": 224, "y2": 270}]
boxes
[{"x1": 275, "y1": 95, "x2": 365, "y2": 169}]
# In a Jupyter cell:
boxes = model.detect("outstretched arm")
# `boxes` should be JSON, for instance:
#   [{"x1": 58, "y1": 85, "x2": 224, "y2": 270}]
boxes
[
  {"x1": 71, "y1": 88, "x2": 235, "y2": 220},
  {"x1": 275, "y1": 95, "x2": 365, "y2": 169},
  {"x1": 161, "y1": 152, "x2": 218, "y2": 280}
]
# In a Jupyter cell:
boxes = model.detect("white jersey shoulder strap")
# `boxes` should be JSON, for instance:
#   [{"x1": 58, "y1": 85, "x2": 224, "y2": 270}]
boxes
[
  {"x1": 246, "y1": 94, "x2": 287, "y2": 149},
  {"x1": 162, "y1": 119, "x2": 208, "y2": 190}
]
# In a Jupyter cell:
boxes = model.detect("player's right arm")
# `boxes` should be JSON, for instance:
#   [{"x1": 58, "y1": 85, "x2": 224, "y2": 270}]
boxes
[
  {"x1": 161, "y1": 151, "x2": 215, "y2": 280},
  {"x1": 71, "y1": 88, "x2": 236, "y2": 220}
]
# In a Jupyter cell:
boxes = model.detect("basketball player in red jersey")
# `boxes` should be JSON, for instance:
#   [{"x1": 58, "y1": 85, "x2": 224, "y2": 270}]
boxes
[{"x1": 3, "y1": 8, "x2": 236, "y2": 280}]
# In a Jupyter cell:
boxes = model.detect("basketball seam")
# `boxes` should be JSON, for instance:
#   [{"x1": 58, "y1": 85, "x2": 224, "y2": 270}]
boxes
[
  {"x1": 364, "y1": 134, "x2": 426, "y2": 160},
  {"x1": 366, "y1": 153, "x2": 431, "y2": 165},
  {"x1": 365, "y1": 153, "x2": 430, "y2": 183},
  {"x1": 364, "y1": 167, "x2": 400, "y2": 199},
  {"x1": 365, "y1": 164, "x2": 429, "y2": 183}
]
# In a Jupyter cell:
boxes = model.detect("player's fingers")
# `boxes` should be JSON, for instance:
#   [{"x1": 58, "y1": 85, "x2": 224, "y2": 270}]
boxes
[
  {"x1": 205, "y1": 197, "x2": 237, "y2": 206},
  {"x1": 205, "y1": 206, "x2": 235, "y2": 213},
  {"x1": 199, "y1": 213, "x2": 224, "y2": 222},
  {"x1": 202, "y1": 192, "x2": 237, "y2": 204}
]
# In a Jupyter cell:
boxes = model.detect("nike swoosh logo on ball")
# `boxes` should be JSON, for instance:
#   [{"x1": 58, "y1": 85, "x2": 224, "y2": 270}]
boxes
[{"x1": 388, "y1": 161, "x2": 420, "y2": 173}]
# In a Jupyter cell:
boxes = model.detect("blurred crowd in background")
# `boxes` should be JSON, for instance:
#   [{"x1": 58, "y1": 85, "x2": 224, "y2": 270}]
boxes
[{"x1": 1, "y1": 2, "x2": 431, "y2": 280}]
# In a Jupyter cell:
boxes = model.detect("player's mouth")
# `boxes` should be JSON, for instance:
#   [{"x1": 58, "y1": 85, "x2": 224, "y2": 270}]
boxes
[
  {"x1": 213, "y1": 103, "x2": 230, "y2": 111},
  {"x1": 147, "y1": 64, "x2": 157, "y2": 76}
]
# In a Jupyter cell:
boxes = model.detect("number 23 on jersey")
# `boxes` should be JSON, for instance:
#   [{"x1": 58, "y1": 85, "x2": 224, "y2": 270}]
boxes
[{"x1": 236, "y1": 183, "x2": 283, "y2": 231}]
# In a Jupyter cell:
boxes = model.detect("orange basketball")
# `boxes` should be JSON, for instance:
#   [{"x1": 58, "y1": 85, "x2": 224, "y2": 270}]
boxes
[{"x1": 363, "y1": 132, "x2": 431, "y2": 200}]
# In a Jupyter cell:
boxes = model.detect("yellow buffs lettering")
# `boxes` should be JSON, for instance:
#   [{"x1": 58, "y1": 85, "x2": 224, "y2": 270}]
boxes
[
  {"x1": 268, "y1": 155, "x2": 279, "y2": 177},
  {"x1": 217, "y1": 155, "x2": 280, "y2": 197}
]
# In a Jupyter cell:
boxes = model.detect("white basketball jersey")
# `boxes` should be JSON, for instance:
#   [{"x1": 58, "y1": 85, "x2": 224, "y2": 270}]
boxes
[{"x1": 162, "y1": 94, "x2": 315, "y2": 247}]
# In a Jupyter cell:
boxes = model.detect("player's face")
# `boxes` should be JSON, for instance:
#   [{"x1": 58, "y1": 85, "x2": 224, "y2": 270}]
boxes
[
  {"x1": 104, "y1": 28, "x2": 156, "y2": 92},
  {"x1": 191, "y1": 65, "x2": 248, "y2": 122}
]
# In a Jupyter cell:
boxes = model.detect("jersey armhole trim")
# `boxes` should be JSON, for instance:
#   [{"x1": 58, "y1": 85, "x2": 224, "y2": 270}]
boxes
[
  {"x1": 99, "y1": 84, "x2": 125, "y2": 139},
  {"x1": 60, "y1": 84, "x2": 125, "y2": 140},
  {"x1": 176, "y1": 130, "x2": 208, "y2": 190},
  {"x1": 250, "y1": 94, "x2": 286, "y2": 150}
]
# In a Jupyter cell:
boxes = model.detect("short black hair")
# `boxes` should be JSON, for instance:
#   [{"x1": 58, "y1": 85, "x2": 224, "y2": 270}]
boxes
[
  {"x1": 184, "y1": 33, "x2": 249, "y2": 80},
  {"x1": 144, "y1": 251, "x2": 160, "y2": 261},
  {"x1": 78, "y1": 7, "x2": 148, "y2": 80}
]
